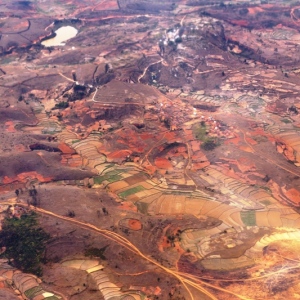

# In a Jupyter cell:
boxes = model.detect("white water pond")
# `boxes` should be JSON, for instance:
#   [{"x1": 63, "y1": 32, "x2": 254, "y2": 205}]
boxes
[{"x1": 42, "y1": 26, "x2": 78, "y2": 47}]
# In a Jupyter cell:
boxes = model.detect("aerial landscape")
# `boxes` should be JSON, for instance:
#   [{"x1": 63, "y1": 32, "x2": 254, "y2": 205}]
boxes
[{"x1": 1, "y1": 0, "x2": 300, "y2": 299}]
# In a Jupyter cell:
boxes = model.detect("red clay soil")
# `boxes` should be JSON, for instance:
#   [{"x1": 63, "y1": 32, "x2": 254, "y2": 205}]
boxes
[
  {"x1": 61, "y1": 154, "x2": 82, "y2": 167},
  {"x1": 245, "y1": 137, "x2": 258, "y2": 146},
  {"x1": 5, "y1": 121, "x2": 16, "y2": 132},
  {"x1": 2, "y1": 172, "x2": 53, "y2": 184},
  {"x1": 93, "y1": 0, "x2": 119, "y2": 10},
  {"x1": 141, "y1": 286, "x2": 162, "y2": 296},
  {"x1": 127, "y1": 219, "x2": 142, "y2": 230},
  {"x1": 14, "y1": 144, "x2": 27, "y2": 152},
  {"x1": 192, "y1": 161, "x2": 210, "y2": 171},
  {"x1": 224, "y1": 133, "x2": 240, "y2": 146},
  {"x1": 107, "y1": 150, "x2": 132, "y2": 163},
  {"x1": 155, "y1": 157, "x2": 173, "y2": 169},
  {"x1": 58, "y1": 142, "x2": 76, "y2": 154},
  {"x1": 230, "y1": 20, "x2": 249, "y2": 27},
  {"x1": 118, "y1": 201, "x2": 138, "y2": 212},
  {"x1": 285, "y1": 188, "x2": 300, "y2": 205},
  {"x1": 247, "y1": 7, "x2": 265, "y2": 14}
]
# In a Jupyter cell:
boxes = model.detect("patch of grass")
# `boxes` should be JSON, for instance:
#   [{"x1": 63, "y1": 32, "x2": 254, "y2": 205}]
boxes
[
  {"x1": 193, "y1": 123, "x2": 207, "y2": 141},
  {"x1": 281, "y1": 118, "x2": 292, "y2": 124},
  {"x1": 118, "y1": 185, "x2": 145, "y2": 198},
  {"x1": 240, "y1": 211, "x2": 256, "y2": 226},
  {"x1": 94, "y1": 174, "x2": 122, "y2": 184},
  {"x1": 193, "y1": 123, "x2": 220, "y2": 150},
  {"x1": 24, "y1": 286, "x2": 43, "y2": 299},
  {"x1": 71, "y1": 139, "x2": 81, "y2": 144},
  {"x1": 260, "y1": 200, "x2": 271, "y2": 206}
]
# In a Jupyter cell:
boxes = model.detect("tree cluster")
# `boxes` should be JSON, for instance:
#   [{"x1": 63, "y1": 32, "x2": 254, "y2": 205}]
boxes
[{"x1": 0, "y1": 212, "x2": 50, "y2": 276}]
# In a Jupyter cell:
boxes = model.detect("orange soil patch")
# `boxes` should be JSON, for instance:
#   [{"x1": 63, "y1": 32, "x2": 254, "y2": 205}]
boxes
[
  {"x1": 183, "y1": 129, "x2": 193, "y2": 136},
  {"x1": 107, "y1": 150, "x2": 132, "y2": 163},
  {"x1": 215, "y1": 163, "x2": 249, "y2": 183},
  {"x1": 192, "y1": 161, "x2": 210, "y2": 170},
  {"x1": 279, "y1": 144, "x2": 296, "y2": 161},
  {"x1": 245, "y1": 137, "x2": 257, "y2": 146},
  {"x1": 164, "y1": 131, "x2": 177, "y2": 140},
  {"x1": 231, "y1": 20, "x2": 249, "y2": 27},
  {"x1": 118, "y1": 201, "x2": 138, "y2": 212},
  {"x1": 94, "y1": 0, "x2": 119, "y2": 10},
  {"x1": 222, "y1": 157, "x2": 255, "y2": 173},
  {"x1": 14, "y1": 144, "x2": 27, "y2": 152},
  {"x1": 236, "y1": 160, "x2": 256, "y2": 173},
  {"x1": 58, "y1": 142, "x2": 76, "y2": 154},
  {"x1": 224, "y1": 133, "x2": 240, "y2": 145},
  {"x1": 127, "y1": 219, "x2": 142, "y2": 230},
  {"x1": 143, "y1": 164, "x2": 157, "y2": 175},
  {"x1": 191, "y1": 141, "x2": 201, "y2": 152},
  {"x1": 155, "y1": 157, "x2": 173, "y2": 169},
  {"x1": 86, "y1": 123, "x2": 100, "y2": 133},
  {"x1": 142, "y1": 286, "x2": 161, "y2": 296},
  {"x1": 139, "y1": 132, "x2": 155, "y2": 140},
  {"x1": 0, "y1": 282, "x2": 6, "y2": 288},
  {"x1": 61, "y1": 154, "x2": 82, "y2": 167},
  {"x1": 261, "y1": 4, "x2": 275, "y2": 8},
  {"x1": 239, "y1": 145, "x2": 254, "y2": 153},
  {"x1": 5, "y1": 121, "x2": 16, "y2": 132},
  {"x1": 2, "y1": 172, "x2": 52, "y2": 184},
  {"x1": 247, "y1": 7, "x2": 264, "y2": 14},
  {"x1": 270, "y1": 180, "x2": 286, "y2": 206},
  {"x1": 285, "y1": 188, "x2": 300, "y2": 205},
  {"x1": 251, "y1": 127, "x2": 267, "y2": 135},
  {"x1": 159, "y1": 236, "x2": 172, "y2": 251}
]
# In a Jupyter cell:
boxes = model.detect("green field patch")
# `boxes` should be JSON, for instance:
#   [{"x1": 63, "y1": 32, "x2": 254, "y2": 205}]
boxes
[
  {"x1": 24, "y1": 286, "x2": 43, "y2": 299},
  {"x1": 193, "y1": 123, "x2": 207, "y2": 141},
  {"x1": 94, "y1": 174, "x2": 122, "y2": 184},
  {"x1": 71, "y1": 139, "x2": 81, "y2": 144},
  {"x1": 118, "y1": 185, "x2": 145, "y2": 199},
  {"x1": 260, "y1": 200, "x2": 271, "y2": 206},
  {"x1": 240, "y1": 211, "x2": 256, "y2": 226},
  {"x1": 94, "y1": 169, "x2": 127, "y2": 184},
  {"x1": 106, "y1": 170, "x2": 123, "y2": 176}
]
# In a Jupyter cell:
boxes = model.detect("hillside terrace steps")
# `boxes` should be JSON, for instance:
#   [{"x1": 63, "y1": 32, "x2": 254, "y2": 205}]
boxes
[
  {"x1": 245, "y1": 230, "x2": 300, "y2": 257},
  {"x1": 61, "y1": 260, "x2": 140, "y2": 300},
  {"x1": 0, "y1": 260, "x2": 62, "y2": 299}
]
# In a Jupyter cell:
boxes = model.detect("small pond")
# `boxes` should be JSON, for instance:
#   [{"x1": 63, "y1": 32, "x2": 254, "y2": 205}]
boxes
[{"x1": 42, "y1": 26, "x2": 78, "y2": 47}]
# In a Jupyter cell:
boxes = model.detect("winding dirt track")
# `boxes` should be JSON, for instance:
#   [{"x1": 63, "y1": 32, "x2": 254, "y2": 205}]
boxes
[{"x1": 2, "y1": 200, "x2": 251, "y2": 300}]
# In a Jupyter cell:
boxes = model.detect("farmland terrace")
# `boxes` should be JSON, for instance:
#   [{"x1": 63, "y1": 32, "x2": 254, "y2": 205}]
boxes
[{"x1": 1, "y1": 0, "x2": 300, "y2": 299}]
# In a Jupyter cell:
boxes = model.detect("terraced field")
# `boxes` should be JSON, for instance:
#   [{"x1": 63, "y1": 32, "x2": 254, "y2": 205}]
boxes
[
  {"x1": 61, "y1": 259, "x2": 142, "y2": 300},
  {"x1": 0, "y1": 260, "x2": 62, "y2": 300}
]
